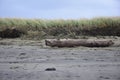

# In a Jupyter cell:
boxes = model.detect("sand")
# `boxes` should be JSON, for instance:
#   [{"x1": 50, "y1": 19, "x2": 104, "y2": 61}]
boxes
[{"x1": 0, "y1": 38, "x2": 120, "y2": 80}]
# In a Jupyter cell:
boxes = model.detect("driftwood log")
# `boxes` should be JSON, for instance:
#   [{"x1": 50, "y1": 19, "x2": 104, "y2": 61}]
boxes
[{"x1": 45, "y1": 39, "x2": 114, "y2": 47}]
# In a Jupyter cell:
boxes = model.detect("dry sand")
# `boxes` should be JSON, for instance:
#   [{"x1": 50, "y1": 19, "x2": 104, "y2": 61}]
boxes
[{"x1": 0, "y1": 38, "x2": 120, "y2": 80}]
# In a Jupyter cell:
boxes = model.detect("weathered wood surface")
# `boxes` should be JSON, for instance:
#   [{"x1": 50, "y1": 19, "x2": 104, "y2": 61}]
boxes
[{"x1": 45, "y1": 39, "x2": 114, "y2": 47}]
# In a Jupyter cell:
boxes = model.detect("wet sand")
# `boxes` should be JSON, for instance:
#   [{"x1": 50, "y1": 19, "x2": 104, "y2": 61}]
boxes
[{"x1": 0, "y1": 38, "x2": 120, "y2": 80}]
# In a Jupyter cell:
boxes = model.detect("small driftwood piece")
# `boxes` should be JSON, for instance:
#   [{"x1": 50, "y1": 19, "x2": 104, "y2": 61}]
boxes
[
  {"x1": 45, "y1": 39, "x2": 114, "y2": 47},
  {"x1": 45, "y1": 68, "x2": 56, "y2": 71}
]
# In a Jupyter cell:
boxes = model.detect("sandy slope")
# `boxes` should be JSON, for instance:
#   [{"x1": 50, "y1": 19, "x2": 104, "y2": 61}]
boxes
[{"x1": 0, "y1": 38, "x2": 120, "y2": 80}]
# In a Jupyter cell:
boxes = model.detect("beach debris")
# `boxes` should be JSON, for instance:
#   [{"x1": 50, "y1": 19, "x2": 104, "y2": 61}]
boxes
[
  {"x1": 45, "y1": 68, "x2": 56, "y2": 71},
  {"x1": 45, "y1": 39, "x2": 114, "y2": 47}
]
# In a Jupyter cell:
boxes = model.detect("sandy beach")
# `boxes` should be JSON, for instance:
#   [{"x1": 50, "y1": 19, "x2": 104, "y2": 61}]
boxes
[{"x1": 0, "y1": 38, "x2": 120, "y2": 80}]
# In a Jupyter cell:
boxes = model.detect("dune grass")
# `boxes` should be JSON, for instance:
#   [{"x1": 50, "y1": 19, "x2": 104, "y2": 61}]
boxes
[{"x1": 0, "y1": 17, "x2": 120, "y2": 39}]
